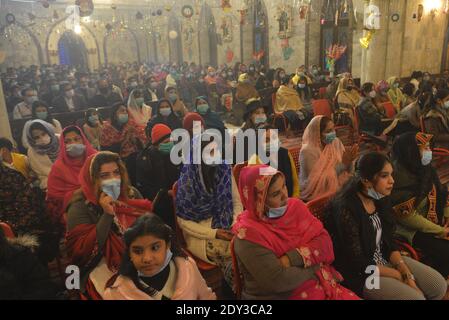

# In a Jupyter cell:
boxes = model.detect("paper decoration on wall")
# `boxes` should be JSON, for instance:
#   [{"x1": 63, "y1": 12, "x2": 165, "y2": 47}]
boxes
[
  {"x1": 359, "y1": 30, "x2": 375, "y2": 49},
  {"x1": 418, "y1": 4, "x2": 424, "y2": 22},
  {"x1": 277, "y1": 5, "x2": 293, "y2": 39},
  {"x1": 326, "y1": 44, "x2": 347, "y2": 76},
  {"x1": 299, "y1": 5, "x2": 309, "y2": 20},
  {"x1": 221, "y1": 0, "x2": 232, "y2": 13},
  {"x1": 157, "y1": 10, "x2": 163, "y2": 16},
  {"x1": 75, "y1": 0, "x2": 94, "y2": 17},
  {"x1": 41, "y1": 1, "x2": 50, "y2": 9},
  {"x1": 253, "y1": 50, "x2": 265, "y2": 62},
  {"x1": 182, "y1": 5, "x2": 194, "y2": 19},
  {"x1": 183, "y1": 23, "x2": 194, "y2": 46},
  {"x1": 5, "y1": 13, "x2": 16, "y2": 25},
  {"x1": 136, "y1": 12, "x2": 143, "y2": 20},
  {"x1": 238, "y1": 1, "x2": 249, "y2": 25},
  {"x1": 221, "y1": 16, "x2": 233, "y2": 43},
  {"x1": 226, "y1": 47, "x2": 234, "y2": 63},
  {"x1": 391, "y1": 13, "x2": 400, "y2": 22},
  {"x1": 169, "y1": 30, "x2": 178, "y2": 40},
  {"x1": 165, "y1": 5, "x2": 172, "y2": 12},
  {"x1": 281, "y1": 39, "x2": 294, "y2": 60}
]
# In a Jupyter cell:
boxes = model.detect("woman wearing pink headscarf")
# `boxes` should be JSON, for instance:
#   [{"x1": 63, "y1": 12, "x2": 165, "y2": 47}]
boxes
[
  {"x1": 299, "y1": 116, "x2": 358, "y2": 202},
  {"x1": 232, "y1": 164, "x2": 359, "y2": 300}
]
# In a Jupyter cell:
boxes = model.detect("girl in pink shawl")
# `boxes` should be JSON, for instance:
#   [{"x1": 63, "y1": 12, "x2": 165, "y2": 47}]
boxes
[
  {"x1": 299, "y1": 116, "x2": 358, "y2": 202},
  {"x1": 232, "y1": 164, "x2": 359, "y2": 300}
]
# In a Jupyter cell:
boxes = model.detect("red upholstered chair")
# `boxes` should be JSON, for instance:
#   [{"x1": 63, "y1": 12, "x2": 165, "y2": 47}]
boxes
[
  {"x1": 306, "y1": 194, "x2": 335, "y2": 222},
  {"x1": 381, "y1": 102, "x2": 397, "y2": 119},
  {"x1": 312, "y1": 99, "x2": 333, "y2": 118},
  {"x1": 0, "y1": 222, "x2": 15, "y2": 238}
]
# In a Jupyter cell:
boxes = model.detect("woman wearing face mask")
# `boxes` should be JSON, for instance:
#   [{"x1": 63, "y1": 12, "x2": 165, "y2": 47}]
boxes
[
  {"x1": 247, "y1": 125, "x2": 300, "y2": 198},
  {"x1": 101, "y1": 102, "x2": 144, "y2": 160},
  {"x1": 146, "y1": 99, "x2": 183, "y2": 142},
  {"x1": 164, "y1": 87, "x2": 188, "y2": 119},
  {"x1": 274, "y1": 75, "x2": 307, "y2": 119},
  {"x1": 136, "y1": 124, "x2": 180, "y2": 203},
  {"x1": 47, "y1": 126, "x2": 97, "y2": 233},
  {"x1": 194, "y1": 96, "x2": 226, "y2": 135},
  {"x1": 21, "y1": 101, "x2": 62, "y2": 150},
  {"x1": 358, "y1": 82, "x2": 388, "y2": 136},
  {"x1": 143, "y1": 76, "x2": 161, "y2": 103},
  {"x1": 242, "y1": 99, "x2": 268, "y2": 131},
  {"x1": 26, "y1": 120, "x2": 60, "y2": 191},
  {"x1": 204, "y1": 67, "x2": 218, "y2": 86},
  {"x1": 387, "y1": 77, "x2": 407, "y2": 112},
  {"x1": 82, "y1": 108, "x2": 103, "y2": 150},
  {"x1": 326, "y1": 152, "x2": 447, "y2": 300},
  {"x1": 273, "y1": 68, "x2": 287, "y2": 89},
  {"x1": 374, "y1": 80, "x2": 391, "y2": 106},
  {"x1": 296, "y1": 76, "x2": 313, "y2": 114},
  {"x1": 66, "y1": 152, "x2": 152, "y2": 299},
  {"x1": 390, "y1": 133, "x2": 449, "y2": 279},
  {"x1": 423, "y1": 88, "x2": 449, "y2": 149},
  {"x1": 104, "y1": 214, "x2": 216, "y2": 300},
  {"x1": 176, "y1": 141, "x2": 243, "y2": 288},
  {"x1": 233, "y1": 164, "x2": 359, "y2": 300},
  {"x1": 127, "y1": 89, "x2": 152, "y2": 141},
  {"x1": 335, "y1": 77, "x2": 361, "y2": 117},
  {"x1": 299, "y1": 116, "x2": 358, "y2": 202}
]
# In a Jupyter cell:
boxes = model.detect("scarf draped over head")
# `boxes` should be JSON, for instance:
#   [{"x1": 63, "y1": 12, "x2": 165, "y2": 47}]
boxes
[
  {"x1": 25, "y1": 119, "x2": 60, "y2": 161},
  {"x1": 47, "y1": 126, "x2": 98, "y2": 223},
  {"x1": 232, "y1": 165, "x2": 357, "y2": 300},
  {"x1": 176, "y1": 151, "x2": 234, "y2": 229},
  {"x1": 127, "y1": 89, "x2": 152, "y2": 126},
  {"x1": 300, "y1": 116, "x2": 346, "y2": 201},
  {"x1": 336, "y1": 78, "x2": 360, "y2": 107},
  {"x1": 387, "y1": 77, "x2": 406, "y2": 110}
]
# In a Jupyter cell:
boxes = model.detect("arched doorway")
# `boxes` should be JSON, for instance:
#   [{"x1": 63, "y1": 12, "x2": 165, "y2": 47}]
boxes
[
  {"x1": 168, "y1": 15, "x2": 183, "y2": 64},
  {"x1": 58, "y1": 31, "x2": 88, "y2": 69},
  {"x1": 320, "y1": 0, "x2": 353, "y2": 74},
  {"x1": 253, "y1": 0, "x2": 269, "y2": 67},
  {"x1": 198, "y1": 4, "x2": 218, "y2": 67}
]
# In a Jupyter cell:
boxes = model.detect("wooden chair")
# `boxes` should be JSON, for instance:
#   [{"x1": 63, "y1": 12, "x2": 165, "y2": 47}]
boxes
[
  {"x1": 381, "y1": 102, "x2": 397, "y2": 119},
  {"x1": 306, "y1": 194, "x2": 335, "y2": 222},
  {"x1": 312, "y1": 99, "x2": 333, "y2": 118}
]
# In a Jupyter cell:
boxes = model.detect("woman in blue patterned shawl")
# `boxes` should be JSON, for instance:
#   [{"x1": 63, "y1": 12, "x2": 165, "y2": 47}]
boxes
[{"x1": 176, "y1": 140, "x2": 243, "y2": 288}]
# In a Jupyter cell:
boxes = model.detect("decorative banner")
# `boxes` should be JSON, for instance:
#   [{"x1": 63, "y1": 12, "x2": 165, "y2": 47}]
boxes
[
  {"x1": 280, "y1": 39, "x2": 293, "y2": 60},
  {"x1": 221, "y1": 16, "x2": 233, "y2": 43},
  {"x1": 181, "y1": 5, "x2": 194, "y2": 19},
  {"x1": 221, "y1": 0, "x2": 232, "y2": 13},
  {"x1": 277, "y1": 5, "x2": 293, "y2": 39},
  {"x1": 226, "y1": 47, "x2": 234, "y2": 63}
]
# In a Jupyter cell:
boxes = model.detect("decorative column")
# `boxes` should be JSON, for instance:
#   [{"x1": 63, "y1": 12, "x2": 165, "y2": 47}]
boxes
[{"x1": 0, "y1": 79, "x2": 13, "y2": 141}]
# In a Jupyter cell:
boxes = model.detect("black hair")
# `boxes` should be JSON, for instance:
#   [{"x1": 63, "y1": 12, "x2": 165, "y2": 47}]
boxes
[
  {"x1": 110, "y1": 101, "x2": 127, "y2": 130},
  {"x1": 63, "y1": 126, "x2": 82, "y2": 138},
  {"x1": 335, "y1": 152, "x2": 391, "y2": 201},
  {"x1": 319, "y1": 116, "x2": 333, "y2": 136},
  {"x1": 117, "y1": 214, "x2": 187, "y2": 292},
  {"x1": 361, "y1": 82, "x2": 375, "y2": 97},
  {"x1": 280, "y1": 74, "x2": 294, "y2": 86},
  {"x1": 411, "y1": 71, "x2": 423, "y2": 79},
  {"x1": 391, "y1": 132, "x2": 424, "y2": 174},
  {"x1": 84, "y1": 108, "x2": 103, "y2": 127},
  {"x1": 31, "y1": 100, "x2": 54, "y2": 123},
  {"x1": 0, "y1": 138, "x2": 13, "y2": 151},
  {"x1": 435, "y1": 88, "x2": 449, "y2": 101},
  {"x1": 402, "y1": 83, "x2": 415, "y2": 97}
]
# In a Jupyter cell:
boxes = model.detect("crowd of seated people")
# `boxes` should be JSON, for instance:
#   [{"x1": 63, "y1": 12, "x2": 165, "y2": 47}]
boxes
[{"x1": 2, "y1": 61, "x2": 449, "y2": 300}]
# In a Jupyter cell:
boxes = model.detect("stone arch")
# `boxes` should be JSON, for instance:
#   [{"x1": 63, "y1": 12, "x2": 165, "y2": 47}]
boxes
[
  {"x1": 103, "y1": 28, "x2": 141, "y2": 66},
  {"x1": 0, "y1": 22, "x2": 44, "y2": 67},
  {"x1": 198, "y1": 3, "x2": 218, "y2": 67},
  {"x1": 46, "y1": 18, "x2": 100, "y2": 71}
]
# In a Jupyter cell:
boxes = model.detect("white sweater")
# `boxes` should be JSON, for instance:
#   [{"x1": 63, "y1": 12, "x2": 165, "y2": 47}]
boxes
[
  {"x1": 22, "y1": 119, "x2": 62, "y2": 149},
  {"x1": 27, "y1": 147, "x2": 54, "y2": 191}
]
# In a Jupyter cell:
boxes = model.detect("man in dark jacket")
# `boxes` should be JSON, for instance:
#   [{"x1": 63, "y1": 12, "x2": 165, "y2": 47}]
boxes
[
  {"x1": 88, "y1": 79, "x2": 123, "y2": 108},
  {"x1": 52, "y1": 82, "x2": 87, "y2": 113}
]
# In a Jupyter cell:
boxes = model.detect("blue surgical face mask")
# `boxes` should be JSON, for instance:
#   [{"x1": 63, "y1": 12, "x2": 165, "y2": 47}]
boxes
[
  {"x1": 89, "y1": 115, "x2": 99, "y2": 124},
  {"x1": 66, "y1": 143, "x2": 86, "y2": 158},
  {"x1": 101, "y1": 178, "x2": 121, "y2": 201},
  {"x1": 422, "y1": 150, "x2": 433, "y2": 166},
  {"x1": 160, "y1": 107, "x2": 172, "y2": 117},
  {"x1": 118, "y1": 114, "x2": 129, "y2": 125},
  {"x1": 159, "y1": 141, "x2": 174, "y2": 154},
  {"x1": 169, "y1": 93, "x2": 178, "y2": 103},
  {"x1": 138, "y1": 248, "x2": 173, "y2": 278},
  {"x1": 367, "y1": 187, "x2": 385, "y2": 201},
  {"x1": 254, "y1": 115, "x2": 267, "y2": 125},
  {"x1": 324, "y1": 131, "x2": 337, "y2": 145},
  {"x1": 197, "y1": 104, "x2": 209, "y2": 115},
  {"x1": 36, "y1": 111, "x2": 48, "y2": 120},
  {"x1": 135, "y1": 97, "x2": 145, "y2": 107},
  {"x1": 266, "y1": 205, "x2": 288, "y2": 219}
]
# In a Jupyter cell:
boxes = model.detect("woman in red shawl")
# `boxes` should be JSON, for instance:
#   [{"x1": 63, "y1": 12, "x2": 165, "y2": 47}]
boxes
[
  {"x1": 232, "y1": 164, "x2": 359, "y2": 300},
  {"x1": 47, "y1": 126, "x2": 97, "y2": 234},
  {"x1": 66, "y1": 151, "x2": 152, "y2": 299}
]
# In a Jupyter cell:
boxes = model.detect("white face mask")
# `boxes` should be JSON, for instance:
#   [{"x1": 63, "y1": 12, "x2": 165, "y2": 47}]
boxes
[
  {"x1": 367, "y1": 187, "x2": 385, "y2": 201},
  {"x1": 369, "y1": 91, "x2": 377, "y2": 98},
  {"x1": 421, "y1": 150, "x2": 433, "y2": 166}
]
